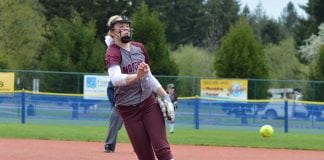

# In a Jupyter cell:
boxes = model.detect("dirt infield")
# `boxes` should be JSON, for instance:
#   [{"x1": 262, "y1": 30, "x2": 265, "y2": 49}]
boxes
[{"x1": 1, "y1": 138, "x2": 324, "y2": 160}]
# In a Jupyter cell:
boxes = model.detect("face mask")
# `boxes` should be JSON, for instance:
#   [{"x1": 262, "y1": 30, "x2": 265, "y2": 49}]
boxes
[{"x1": 121, "y1": 35, "x2": 131, "y2": 43}]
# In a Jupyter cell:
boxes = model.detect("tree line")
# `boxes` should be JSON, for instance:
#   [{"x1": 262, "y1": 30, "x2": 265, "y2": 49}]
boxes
[{"x1": 0, "y1": 0, "x2": 323, "y2": 99}]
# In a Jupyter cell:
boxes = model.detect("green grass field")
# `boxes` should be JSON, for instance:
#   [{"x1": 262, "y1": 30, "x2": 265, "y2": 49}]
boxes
[{"x1": 1, "y1": 123, "x2": 324, "y2": 151}]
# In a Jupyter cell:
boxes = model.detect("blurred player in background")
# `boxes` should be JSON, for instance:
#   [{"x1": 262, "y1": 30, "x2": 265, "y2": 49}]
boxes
[
  {"x1": 166, "y1": 83, "x2": 178, "y2": 134},
  {"x1": 104, "y1": 80, "x2": 123, "y2": 152},
  {"x1": 105, "y1": 15, "x2": 174, "y2": 160},
  {"x1": 104, "y1": 35, "x2": 124, "y2": 153}
]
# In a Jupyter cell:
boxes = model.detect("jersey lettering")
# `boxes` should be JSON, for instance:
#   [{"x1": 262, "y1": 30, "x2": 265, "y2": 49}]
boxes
[{"x1": 122, "y1": 60, "x2": 141, "y2": 74}]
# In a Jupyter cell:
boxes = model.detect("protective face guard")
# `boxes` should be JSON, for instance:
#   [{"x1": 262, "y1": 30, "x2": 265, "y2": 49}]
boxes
[
  {"x1": 109, "y1": 16, "x2": 132, "y2": 43},
  {"x1": 109, "y1": 16, "x2": 131, "y2": 31}
]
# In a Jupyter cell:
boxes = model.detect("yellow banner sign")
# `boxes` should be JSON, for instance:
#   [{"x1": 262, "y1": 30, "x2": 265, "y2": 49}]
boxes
[
  {"x1": 200, "y1": 79, "x2": 248, "y2": 100},
  {"x1": 0, "y1": 72, "x2": 15, "y2": 93}
]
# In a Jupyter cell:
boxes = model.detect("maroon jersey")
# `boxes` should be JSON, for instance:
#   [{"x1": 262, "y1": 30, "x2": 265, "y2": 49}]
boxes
[{"x1": 105, "y1": 42, "x2": 152, "y2": 106}]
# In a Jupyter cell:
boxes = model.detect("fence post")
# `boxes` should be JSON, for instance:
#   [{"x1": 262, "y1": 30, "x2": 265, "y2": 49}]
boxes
[
  {"x1": 21, "y1": 89, "x2": 26, "y2": 124},
  {"x1": 195, "y1": 95, "x2": 199, "y2": 130},
  {"x1": 284, "y1": 99, "x2": 288, "y2": 133}
]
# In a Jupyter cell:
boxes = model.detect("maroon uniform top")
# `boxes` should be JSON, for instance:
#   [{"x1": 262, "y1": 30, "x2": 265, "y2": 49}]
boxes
[{"x1": 105, "y1": 42, "x2": 152, "y2": 106}]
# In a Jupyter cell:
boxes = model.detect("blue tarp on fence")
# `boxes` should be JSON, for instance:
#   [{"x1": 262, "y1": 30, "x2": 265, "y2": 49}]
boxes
[{"x1": 1, "y1": 91, "x2": 324, "y2": 132}]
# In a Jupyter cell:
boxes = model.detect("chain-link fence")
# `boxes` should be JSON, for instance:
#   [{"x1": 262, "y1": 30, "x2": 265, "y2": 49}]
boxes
[
  {"x1": 2, "y1": 69, "x2": 324, "y2": 100},
  {"x1": 1, "y1": 69, "x2": 324, "y2": 132}
]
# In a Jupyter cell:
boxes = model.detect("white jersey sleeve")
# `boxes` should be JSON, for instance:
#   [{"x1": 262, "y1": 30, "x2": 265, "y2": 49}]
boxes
[{"x1": 108, "y1": 65, "x2": 127, "y2": 86}]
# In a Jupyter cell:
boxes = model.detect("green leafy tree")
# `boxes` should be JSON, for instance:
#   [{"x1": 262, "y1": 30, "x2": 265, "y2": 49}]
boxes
[
  {"x1": 160, "y1": 0, "x2": 206, "y2": 48},
  {"x1": 40, "y1": 13, "x2": 105, "y2": 93},
  {"x1": 172, "y1": 44, "x2": 215, "y2": 96},
  {"x1": 263, "y1": 38, "x2": 309, "y2": 101},
  {"x1": 294, "y1": 17, "x2": 316, "y2": 57},
  {"x1": 39, "y1": 0, "x2": 142, "y2": 38},
  {"x1": 260, "y1": 19, "x2": 285, "y2": 45},
  {"x1": 247, "y1": 2, "x2": 268, "y2": 42},
  {"x1": 173, "y1": 44, "x2": 215, "y2": 77},
  {"x1": 311, "y1": 45, "x2": 324, "y2": 80},
  {"x1": 215, "y1": 17, "x2": 268, "y2": 79},
  {"x1": 294, "y1": 0, "x2": 324, "y2": 51},
  {"x1": 280, "y1": 1, "x2": 298, "y2": 35},
  {"x1": 264, "y1": 38, "x2": 307, "y2": 80},
  {"x1": 298, "y1": 23, "x2": 324, "y2": 63},
  {"x1": 146, "y1": 0, "x2": 240, "y2": 49},
  {"x1": 0, "y1": 61, "x2": 7, "y2": 69},
  {"x1": 302, "y1": 0, "x2": 324, "y2": 25},
  {"x1": 309, "y1": 45, "x2": 324, "y2": 101},
  {"x1": 215, "y1": 17, "x2": 268, "y2": 99},
  {"x1": 308, "y1": 28, "x2": 324, "y2": 101},
  {"x1": 203, "y1": 0, "x2": 240, "y2": 52},
  {"x1": 145, "y1": 0, "x2": 224, "y2": 49},
  {"x1": 245, "y1": 3, "x2": 285, "y2": 45},
  {"x1": 132, "y1": 2, "x2": 178, "y2": 76},
  {"x1": 241, "y1": 5, "x2": 250, "y2": 17},
  {"x1": 0, "y1": 54, "x2": 8, "y2": 69},
  {"x1": 0, "y1": 0, "x2": 45, "y2": 69},
  {"x1": 41, "y1": 13, "x2": 104, "y2": 72}
]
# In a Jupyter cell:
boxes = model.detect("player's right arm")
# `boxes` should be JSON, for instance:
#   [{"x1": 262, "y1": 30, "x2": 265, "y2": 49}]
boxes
[{"x1": 108, "y1": 63, "x2": 147, "y2": 86}]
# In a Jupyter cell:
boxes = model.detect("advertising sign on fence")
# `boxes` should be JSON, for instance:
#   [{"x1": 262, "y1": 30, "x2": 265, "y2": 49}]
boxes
[
  {"x1": 83, "y1": 75, "x2": 109, "y2": 100},
  {"x1": 200, "y1": 79, "x2": 248, "y2": 100},
  {"x1": 0, "y1": 72, "x2": 15, "y2": 94}
]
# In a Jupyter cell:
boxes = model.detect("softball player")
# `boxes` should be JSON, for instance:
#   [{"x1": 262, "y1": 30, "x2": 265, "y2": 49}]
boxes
[
  {"x1": 104, "y1": 81, "x2": 123, "y2": 152},
  {"x1": 104, "y1": 35, "x2": 124, "y2": 153},
  {"x1": 166, "y1": 83, "x2": 178, "y2": 134},
  {"x1": 105, "y1": 15, "x2": 174, "y2": 160}
]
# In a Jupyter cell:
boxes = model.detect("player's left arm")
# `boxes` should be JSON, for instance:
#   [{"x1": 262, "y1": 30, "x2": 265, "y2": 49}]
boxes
[
  {"x1": 148, "y1": 71, "x2": 175, "y2": 121},
  {"x1": 147, "y1": 71, "x2": 164, "y2": 97}
]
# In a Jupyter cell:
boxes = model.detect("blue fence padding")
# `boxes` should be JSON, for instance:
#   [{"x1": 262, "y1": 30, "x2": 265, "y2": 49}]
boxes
[
  {"x1": 1, "y1": 93, "x2": 324, "y2": 132},
  {"x1": 284, "y1": 100, "x2": 288, "y2": 133},
  {"x1": 26, "y1": 93, "x2": 101, "y2": 104},
  {"x1": 21, "y1": 91, "x2": 25, "y2": 124}
]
